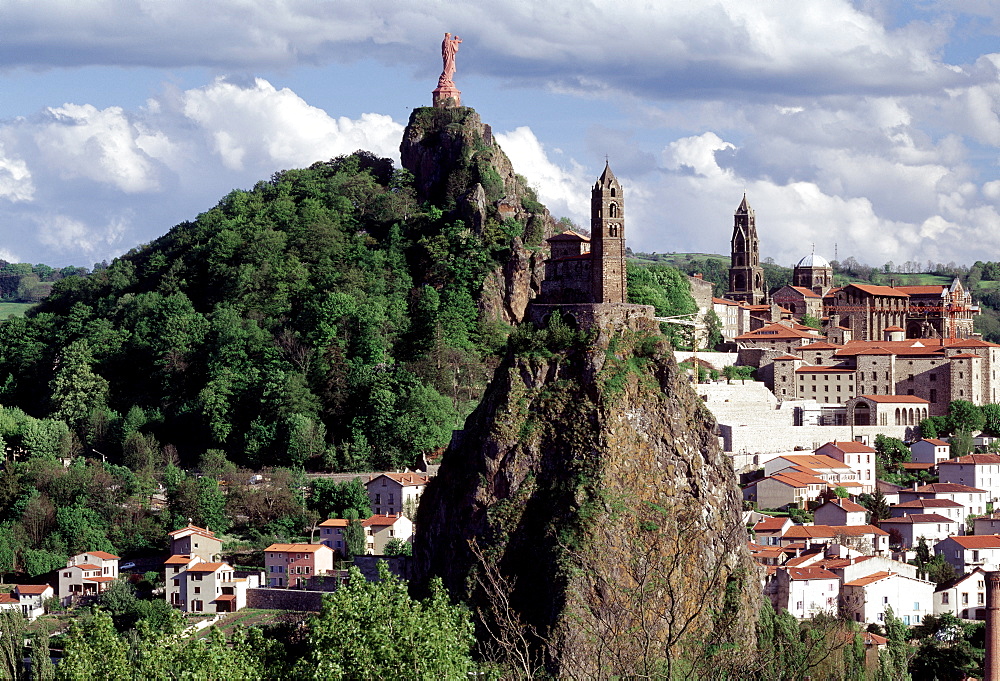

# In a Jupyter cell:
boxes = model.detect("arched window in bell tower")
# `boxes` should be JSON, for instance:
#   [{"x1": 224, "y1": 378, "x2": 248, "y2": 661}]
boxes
[
  {"x1": 610, "y1": 187, "x2": 616, "y2": 197},
  {"x1": 609, "y1": 203, "x2": 618, "y2": 218}
]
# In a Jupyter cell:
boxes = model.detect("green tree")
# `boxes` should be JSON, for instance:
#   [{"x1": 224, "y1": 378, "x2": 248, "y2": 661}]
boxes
[
  {"x1": 704, "y1": 309, "x2": 724, "y2": 350},
  {"x1": 343, "y1": 509, "x2": 365, "y2": 558},
  {"x1": 56, "y1": 609, "x2": 130, "y2": 680},
  {"x1": 310, "y1": 477, "x2": 370, "y2": 520},
  {"x1": 949, "y1": 400, "x2": 985, "y2": 434},
  {"x1": 0, "y1": 610, "x2": 26, "y2": 680},
  {"x1": 875, "y1": 434, "x2": 910, "y2": 474},
  {"x1": 383, "y1": 538, "x2": 412, "y2": 556},
  {"x1": 950, "y1": 429, "x2": 975, "y2": 458},
  {"x1": 196, "y1": 476, "x2": 230, "y2": 534},
  {"x1": 800, "y1": 314, "x2": 822, "y2": 329},
  {"x1": 877, "y1": 607, "x2": 912, "y2": 681},
  {"x1": 983, "y1": 403, "x2": 1000, "y2": 437},
  {"x1": 48, "y1": 340, "x2": 109, "y2": 434},
  {"x1": 294, "y1": 563, "x2": 475, "y2": 679}
]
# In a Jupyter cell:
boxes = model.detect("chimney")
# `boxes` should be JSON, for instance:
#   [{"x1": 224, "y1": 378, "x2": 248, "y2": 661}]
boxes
[
  {"x1": 912, "y1": 481, "x2": 919, "y2": 491},
  {"x1": 986, "y1": 571, "x2": 1000, "y2": 680}
]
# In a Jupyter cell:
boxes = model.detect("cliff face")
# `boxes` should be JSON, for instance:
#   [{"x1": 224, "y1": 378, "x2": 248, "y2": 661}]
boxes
[
  {"x1": 400, "y1": 107, "x2": 552, "y2": 324},
  {"x1": 413, "y1": 324, "x2": 760, "y2": 676}
]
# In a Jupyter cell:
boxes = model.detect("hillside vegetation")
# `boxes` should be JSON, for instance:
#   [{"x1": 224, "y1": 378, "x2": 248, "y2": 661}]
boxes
[{"x1": 0, "y1": 153, "x2": 515, "y2": 473}]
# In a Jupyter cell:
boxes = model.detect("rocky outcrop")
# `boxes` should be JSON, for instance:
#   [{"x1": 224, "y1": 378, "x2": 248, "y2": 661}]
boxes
[
  {"x1": 412, "y1": 324, "x2": 760, "y2": 677},
  {"x1": 400, "y1": 106, "x2": 552, "y2": 324}
]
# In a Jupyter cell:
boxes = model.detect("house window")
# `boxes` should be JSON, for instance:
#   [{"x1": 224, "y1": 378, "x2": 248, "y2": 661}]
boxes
[
  {"x1": 375, "y1": 494, "x2": 381, "y2": 504},
  {"x1": 930, "y1": 373, "x2": 937, "y2": 382},
  {"x1": 963, "y1": 593, "x2": 969, "y2": 604},
  {"x1": 943, "y1": 593, "x2": 950, "y2": 604},
  {"x1": 194, "y1": 587, "x2": 200, "y2": 594},
  {"x1": 979, "y1": 593, "x2": 985, "y2": 605}
]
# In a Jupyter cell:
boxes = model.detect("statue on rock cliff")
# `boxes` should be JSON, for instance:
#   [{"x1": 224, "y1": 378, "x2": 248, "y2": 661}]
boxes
[{"x1": 433, "y1": 33, "x2": 463, "y2": 108}]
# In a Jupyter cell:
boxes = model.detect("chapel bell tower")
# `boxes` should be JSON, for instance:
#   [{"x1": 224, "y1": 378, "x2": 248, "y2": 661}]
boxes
[{"x1": 590, "y1": 162, "x2": 627, "y2": 304}]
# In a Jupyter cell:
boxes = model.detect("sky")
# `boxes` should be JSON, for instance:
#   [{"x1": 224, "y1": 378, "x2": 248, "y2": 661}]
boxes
[{"x1": 1, "y1": 1, "x2": 1000, "y2": 270}]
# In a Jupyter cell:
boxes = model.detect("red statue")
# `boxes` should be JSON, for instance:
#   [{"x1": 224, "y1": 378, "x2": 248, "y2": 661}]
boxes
[{"x1": 433, "y1": 33, "x2": 463, "y2": 107}]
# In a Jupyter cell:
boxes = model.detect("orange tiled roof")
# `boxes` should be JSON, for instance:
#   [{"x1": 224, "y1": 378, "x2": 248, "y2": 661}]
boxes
[
  {"x1": 71, "y1": 563, "x2": 101, "y2": 570},
  {"x1": 735, "y1": 323, "x2": 817, "y2": 341},
  {"x1": 0, "y1": 594, "x2": 17, "y2": 605},
  {"x1": 265, "y1": 544, "x2": 329, "y2": 553},
  {"x1": 940, "y1": 454, "x2": 1000, "y2": 466},
  {"x1": 85, "y1": 551, "x2": 120, "y2": 560},
  {"x1": 547, "y1": 230, "x2": 589, "y2": 242},
  {"x1": 319, "y1": 519, "x2": 349, "y2": 527},
  {"x1": 856, "y1": 395, "x2": 929, "y2": 404},
  {"x1": 915, "y1": 483, "x2": 987, "y2": 493},
  {"x1": 164, "y1": 555, "x2": 195, "y2": 565},
  {"x1": 798, "y1": 342, "x2": 842, "y2": 350},
  {"x1": 168, "y1": 524, "x2": 216, "y2": 539},
  {"x1": 773, "y1": 454, "x2": 852, "y2": 470},
  {"x1": 13, "y1": 585, "x2": 50, "y2": 595},
  {"x1": 821, "y1": 441, "x2": 876, "y2": 453},
  {"x1": 947, "y1": 535, "x2": 1000, "y2": 549},
  {"x1": 754, "y1": 517, "x2": 791, "y2": 532},
  {"x1": 894, "y1": 285, "x2": 946, "y2": 296},
  {"x1": 880, "y1": 513, "x2": 955, "y2": 524},
  {"x1": 916, "y1": 438, "x2": 949, "y2": 447},
  {"x1": 844, "y1": 571, "x2": 892, "y2": 587},
  {"x1": 787, "y1": 286, "x2": 821, "y2": 298},
  {"x1": 362, "y1": 514, "x2": 406, "y2": 527},
  {"x1": 894, "y1": 499, "x2": 962, "y2": 508},
  {"x1": 185, "y1": 562, "x2": 230, "y2": 573},
  {"x1": 842, "y1": 284, "x2": 909, "y2": 297},
  {"x1": 367, "y1": 472, "x2": 428, "y2": 487},
  {"x1": 795, "y1": 367, "x2": 855, "y2": 373},
  {"x1": 823, "y1": 498, "x2": 867, "y2": 513},
  {"x1": 786, "y1": 567, "x2": 839, "y2": 580}
]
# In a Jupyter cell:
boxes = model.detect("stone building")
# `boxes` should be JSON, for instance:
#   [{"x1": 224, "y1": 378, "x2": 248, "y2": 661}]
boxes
[
  {"x1": 726, "y1": 194, "x2": 766, "y2": 305},
  {"x1": 825, "y1": 284, "x2": 909, "y2": 344},
  {"x1": 764, "y1": 333, "x2": 1000, "y2": 416},
  {"x1": 896, "y1": 279, "x2": 976, "y2": 340},
  {"x1": 793, "y1": 253, "x2": 834, "y2": 295},
  {"x1": 530, "y1": 163, "x2": 654, "y2": 329}
]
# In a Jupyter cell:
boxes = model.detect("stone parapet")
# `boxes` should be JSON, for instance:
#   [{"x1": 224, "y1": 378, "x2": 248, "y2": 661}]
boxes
[
  {"x1": 527, "y1": 303, "x2": 656, "y2": 333},
  {"x1": 719, "y1": 423, "x2": 912, "y2": 457},
  {"x1": 246, "y1": 588, "x2": 325, "y2": 611}
]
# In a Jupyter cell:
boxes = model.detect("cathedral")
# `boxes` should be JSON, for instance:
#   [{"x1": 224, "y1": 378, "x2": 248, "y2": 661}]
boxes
[{"x1": 725, "y1": 195, "x2": 766, "y2": 305}]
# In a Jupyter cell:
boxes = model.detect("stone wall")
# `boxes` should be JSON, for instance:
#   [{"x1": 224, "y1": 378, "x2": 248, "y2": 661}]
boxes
[
  {"x1": 719, "y1": 423, "x2": 913, "y2": 457},
  {"x1": 246, "y1": 588, "x2": 325, "y2": 611},
  {"x1": 527, "y1": 302, "x2": 656, "y2": 333}
]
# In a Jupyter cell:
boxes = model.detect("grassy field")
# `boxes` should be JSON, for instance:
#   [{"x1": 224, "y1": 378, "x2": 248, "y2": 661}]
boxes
[{"x1": 0, "y1": 302, "x2": 35, "y2": 318}]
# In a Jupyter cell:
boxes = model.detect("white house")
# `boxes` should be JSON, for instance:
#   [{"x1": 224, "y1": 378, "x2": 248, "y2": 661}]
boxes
[
  {"x1": 935, "y1": 568, "x2": 987, "y2": 620},
  {"x1": 0, "y1": 585, "x2": 54, "y2": 620},
  {"x1": 814, "y1": 498, "x2": 868, "y2": 526},
  {"x1": 365, "y1": 472, "x2": 428, "y2": 517},
  {"x1": 770, "y1": 567, "x2": 841, "y2": 619},
  {"x1": 780, "y1": 525, "x2": 889, "y2": 555},
  {"x1": 897, "y1": 483, "x2": 989, "y2": 517},
  {"x1": 935, "y1": 535, "x2": 1000, "y2": 573},
  {"x1": 362, "y1": 514, "x2": 414, "y2": 554},
  {"x1": 938, "y1": 454, "x2": 1000, "y2": 503},
  {"x1": 59, "y1": 551, "x2": 119, "y2": 606},
  {"x1": 841, "y1": 571, "x2": 935, "y2": 626},
  {"x1": 909, "y1": 438, "x2": 951, "y2": 466},
  {"x1": 890, "y1": 498, "x2": 965, "y2": 524},
  {"x1": 166, "y1": 556, "x2": 256, "y2": 613},
  {"x1": 878, "y1": 514, "x2": 957, "y2": 549},
  {"x1": 751, "y1": 471, "x2": 829, "y2": 510},
  {"x1": 814, "y1": 442, "x2": 877, "y2": 493},
  {"x1": 752, "y1": 516, "x2": 794, "y2": 545}
]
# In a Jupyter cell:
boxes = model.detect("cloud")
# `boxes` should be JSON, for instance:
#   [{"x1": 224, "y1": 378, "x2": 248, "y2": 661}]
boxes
[
  {"x1": 0, "y1": 77, "x2": 405, "y2": 265},
  {"x1": 180, "y1": 78, "x2": 403, "y2": 171},
  {"x1": 495, "y1": 126, "x2": 589, "y2": 225},
  {"x1": 0, "y1": 1, "x2": 976, "y2": 100}
]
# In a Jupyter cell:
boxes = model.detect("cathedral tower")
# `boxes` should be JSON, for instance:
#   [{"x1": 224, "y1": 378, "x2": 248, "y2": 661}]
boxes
[
  {"x1": 727, "y1": 194, "x2": 766, "y2": 305},
  {"x1": 590, "y1": 162, "x2": 627, "y2": 304}
]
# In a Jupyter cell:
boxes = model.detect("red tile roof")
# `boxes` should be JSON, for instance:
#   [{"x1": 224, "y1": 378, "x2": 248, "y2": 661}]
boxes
[
  {"x1": 798, "y1": 342, "x2": 842, "y2": 350},
  {"x1": 85, "y1": 551, "x2": 120, "y2": 560},
  {"x1": 362, "y1": 514, "x2": 407, "y2": 527},
  {"x1": 754, "y1": 517, "x2": 791, "y2": 532},
  {"x1": 844, "y1": 571, "x2": 892, "y2": 587},
  {"x1": 735, "y1": 323, "x2": 817, "y2": 340},
  {"x1": 856, "y1": 395, "x2": 929, "y2": 404},
  {"x1": 879, "y1": 513, "x2": 955, "y2": 524},
  {"x1": 367, "y1": 472, "x2": 428, "y2": 487},
  {"x1": 265, "y1": 543, "x2": 330, "y2": 553},
  {"x1": 319, "y1": 519, "x2": 349, "y2": 527},
  {"x1": 820, "y1": 441, "x2": 877, "y2": 453},
  {"x1": 0, "y1": 594, "x2": 17, "y2": 605},
  {"x1": 894, "y1": 286, "x2": 945, "y2": 296},
  {"x1": 940, "y1": 454, "x2": 1000, "y2": 466},
  {"x1": 915, "y1": 483, "x2": 987, "y2": 493},
  {"x1": 823, "y1": 498, "x2": 867, "y2": 513},
  {"x1": 787, "y1": 286, "x2": 821, "y2": 298},
  {"x1": 893, "y1": 499, "x2": 963, "y2": 508},
  {"x1": 13, "y1": 585, "x2": 50, "y2": 595},
  {"x1": 547, "y1": 230, "x2": 589, "y2": 242},
  {"x1": 795, "y1": 367, "x2": 854, "y2": 373},
  {"x1": 164, "y1": 555, "x2": 195, "y2": 565},
  {"x1": 947, "y1": 535, "x2": 1000, "y2": 549},
  {"x1": 949, "y1": 353, "x2": 982, "y2": 359},
  {"x1": 186, "y1": 562, "x2": 230, "y2": 573},
  {"x1": 843, "y1": 284, "x2": 909, "y2": 297},
  {"x1": 916, "y1": 438, "x2": 949, "y2": 447},
  {"x1": 786, "y1": 567, "x2": 839, "y2": 581}
]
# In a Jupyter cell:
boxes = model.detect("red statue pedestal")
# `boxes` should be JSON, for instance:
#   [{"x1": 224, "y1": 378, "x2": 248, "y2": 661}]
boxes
[{"x1": 433, "y1": 80, "x2": 461, "y2": 108}]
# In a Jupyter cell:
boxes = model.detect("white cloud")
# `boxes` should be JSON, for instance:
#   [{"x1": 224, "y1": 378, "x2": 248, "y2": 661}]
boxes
[
  {"x1": 36, "y1": 213, "x2": 128, "y2": 255},
  {"x1": 33, "y1": 103, "x2": 163, "y2": 193},
  {"x1": 495, "y1": 126, "x2": 589, "y2": 225},
  {"x1": 0, "y1": 150, "x2": 35, "y2": 202},
  {"x1": 181, "y1": 78, "x2": 403, "y2": 171}
]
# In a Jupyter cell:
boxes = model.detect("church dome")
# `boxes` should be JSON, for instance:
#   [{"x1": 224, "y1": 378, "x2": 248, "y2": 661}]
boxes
[{"x1": 796, "y1": 253, "x2": 830, "y2": 268}]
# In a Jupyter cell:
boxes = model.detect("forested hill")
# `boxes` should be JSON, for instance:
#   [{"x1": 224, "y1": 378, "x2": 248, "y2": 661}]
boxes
[{"x1": 0, "y1": 141, "x2": 546, "y2": 472}]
